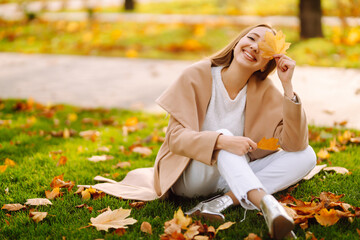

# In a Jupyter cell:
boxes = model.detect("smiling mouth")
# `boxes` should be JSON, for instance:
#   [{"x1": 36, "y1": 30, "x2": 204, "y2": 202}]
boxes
[{"x1": 242, "y1": 50, "x2": 257, "y2": 62}]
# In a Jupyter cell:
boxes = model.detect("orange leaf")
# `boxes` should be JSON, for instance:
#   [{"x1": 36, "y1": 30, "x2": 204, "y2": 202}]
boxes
[
  {"x1": 4, "y1": 158, "x2": 16, "y2": 166},
  {"x1": 314, "y1": 208, "x2": 340, "y2": 226},
  {"x1": 257, "y1": 137, "x2": 280, "y2": 150},
  {"x1": 56, "y1": 156, "x2": 67, "y2": 167},
  {"x1": 141, "y1": 221, "x2": 152, "y2": 235},
  {"x1": 244, "y1": 233, "x2": 262, "y2": 240},
  {"x1": 125, "y1": 117, "x2": 138, "y2": 127},
  {"x1": 258, "y1": 31, "x2": 291, "y2": 59},
  {"x1": 2, "y1": 203, "x2": 25, "y2": 211},
  {"x1": 0, "y1": 165, "x2": 7, "y2": 173},
  {"x1": 45, "y1": 187, "x2": 62, "y2": 200}
]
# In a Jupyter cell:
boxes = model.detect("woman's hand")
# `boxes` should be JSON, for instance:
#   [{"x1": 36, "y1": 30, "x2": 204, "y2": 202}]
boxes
[
  {"x1": 273, "y1": 54, "x2": 296, "y2": 98},
  {"x1": 215, "y1": 135, "x2": 257, "y2": 156}
]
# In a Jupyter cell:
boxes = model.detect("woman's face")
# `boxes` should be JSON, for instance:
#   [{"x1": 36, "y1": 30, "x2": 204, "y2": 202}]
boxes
[{"x1": 233, "y1": 27, "x2": 273, "y2": 72}]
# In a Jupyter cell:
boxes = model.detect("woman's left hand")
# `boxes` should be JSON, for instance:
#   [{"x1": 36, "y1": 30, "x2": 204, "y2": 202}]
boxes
[{"x1": 273, "y1": 54, "x2": 296, "y2": 85}]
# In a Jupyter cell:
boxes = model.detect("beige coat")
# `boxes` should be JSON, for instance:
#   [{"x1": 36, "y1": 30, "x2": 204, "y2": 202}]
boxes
[{"x1": 85, "y1": 60, "x2": 308, "y2": 201}]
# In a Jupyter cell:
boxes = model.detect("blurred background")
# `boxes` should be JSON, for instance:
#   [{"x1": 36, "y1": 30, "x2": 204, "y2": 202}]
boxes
[
  {"x1": 0, "y1": 0, "x2": 360, "y2": 128},
  {"x1": 0, "y1": 0, "x2": 359, "y2": 67}
]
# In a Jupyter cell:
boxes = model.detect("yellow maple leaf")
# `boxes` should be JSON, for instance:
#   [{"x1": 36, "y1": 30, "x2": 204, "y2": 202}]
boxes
[
  {"x1": 174, "y1": 208, "x2": 192, "y2": 230},
  {"x1": 4, "y1": 158, "x2": 16, "y2": 166},
  {"x1": 317, "y1": 149, "x2": 330, "y2": 160},
  {"x1": 258, "y1": 31, "x2": 291, "y2": 59},
  {"x1": 257, "y1": 137, "x2": 280, "y2": 150}
]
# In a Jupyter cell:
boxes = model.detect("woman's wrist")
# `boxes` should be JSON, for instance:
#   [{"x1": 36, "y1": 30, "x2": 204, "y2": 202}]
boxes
[{"x1": 215, "y1": 134, "x2": 225, "y2": 150}]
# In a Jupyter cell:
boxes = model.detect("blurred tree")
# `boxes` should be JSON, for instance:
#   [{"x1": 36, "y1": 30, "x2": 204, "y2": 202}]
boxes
[
  {"x1": 299, "y1": 0, "x2": 323, "y2": 38},
  {"x1": 124, "y1": 0, "x2": 135, "y2": 10}
]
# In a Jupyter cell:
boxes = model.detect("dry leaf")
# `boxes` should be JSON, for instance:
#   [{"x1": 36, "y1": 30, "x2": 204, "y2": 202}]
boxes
[
  {"x1": 129, "y1": 201, "x2": 146, "y2": 209},
  {"x1": 257, "y1": 137, "x2": 280, "y2": 150},
  {"x1": 125, "y1": 117, "x2": 138, "y2": 127},
  {"x1": 79, "y1": 130, "x2": 100, "y2": 141},
  {"x1": 90, "y1": 207, "x2": 137, "y2": 231},
  {"x1": 174, "y1": 208, "x2": 192, "y2": 230},
  {"x1": 4, "y1": 158, "x2": 16, "y2": 166},
  {"x1": 81, "y1": 189, "x2": 91, "y2": 200},
  {"x1": 88, "y1": 155, "x2": 114, "y2": 162},
  {"x1": 1, "y1": 203, "x2": 25, "y2": 211},
  {"x1": 317, "y1": 149, "x2": 330, "y2": 160},
  {"x1": 258, "y1": 31, "x2": 291, "y2": 59},
  {"x1": 303, "y1": 164, "x2": 327, "y2": 180},
  {"x1": 132, "y1": 147, "x2": 152, "y2": 157},
  {"x1": 314, "y1": 208, "x2": 340, "y2": 226},
  {"x1": 140, "y1": 221, "x2": 152, "y2": 235},
  {"x1": 350, "y1": 137, "x2": 360, "y2": 143},
  {"x1": 97, "y1": 146, "x2": 110, "y2": 152},
  {"x1": 184, "y1": 225, "x2": 200, "y2": 239},
  {"x1": 323, "y1": 166, "x2": 349, "y2": 174},
  {"x1": 194, "y1": 236, "x2": 209, "y2": 240},
  {"x1": 76, "y1": 203, "x2": 93, "y2": 213},
  {"x1": 25, "y1": 198, "x2": 52, "y2": 206},
  {"x1": 56, "y1": 156, "x2": 67, "y2": 167},
  {"x1": 45, "y1": 187, "x2": 62, "y2": 200},
  {"x1": 114, "y1": 228, "x2": 127, "y2": 236},
  {"x1": 305, "y1": 231, "x2": 317, "y2": 240},
  {"x1": 112, "y1": 162, "x2": 131, "y2": 169},
  {"x1": 97, "y1": 206, "x2": 111, "y2": 213},
  {"x1": 244, "y1": 233, "x2": 262, "y2": 240},
  {"x1": 29, "y1": 211, "x2": 48, "y2": 223},
  {"x1": 215, "y1": 221, "x2": 235, "y2": 234},
  {"x1": 0, "y1": 165, "x2": 8, "y2": 173},
  {"x1": 74, "y1": 186, "x2": 85, "y2": 195}
]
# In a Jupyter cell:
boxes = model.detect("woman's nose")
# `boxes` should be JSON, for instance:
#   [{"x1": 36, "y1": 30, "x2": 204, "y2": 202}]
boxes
[{"x1": 250, "y1": 43, "x2": 259, "y2": 53}]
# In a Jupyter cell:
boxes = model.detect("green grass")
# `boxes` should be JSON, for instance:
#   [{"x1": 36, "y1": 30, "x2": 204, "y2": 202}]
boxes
[{"x1": 1, "y1": 98, "x2": 360, "y2": 239}]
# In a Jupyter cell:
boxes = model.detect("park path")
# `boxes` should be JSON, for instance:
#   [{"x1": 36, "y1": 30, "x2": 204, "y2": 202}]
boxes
[{"x1": 1, "y1": 52, "x2": 359, "y2": 129}]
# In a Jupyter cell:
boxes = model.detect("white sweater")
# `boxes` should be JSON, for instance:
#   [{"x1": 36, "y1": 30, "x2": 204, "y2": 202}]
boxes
[{"x1": 201, "y1": 66, "x2": 247, "y2": 137}]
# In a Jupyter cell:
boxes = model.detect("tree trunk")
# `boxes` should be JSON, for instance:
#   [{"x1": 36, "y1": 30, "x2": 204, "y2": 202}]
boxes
[
  {"x1": 124, "y1": 0, "x2": 135, "y2": 11},
  {"x1": 299, "y1": 0, "x2": 323, "y2": 39}
]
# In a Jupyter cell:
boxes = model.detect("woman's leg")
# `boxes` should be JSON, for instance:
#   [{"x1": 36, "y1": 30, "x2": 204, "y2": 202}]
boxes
[{"x1": 249, "y1": 146, "x2": 317, "y2": 194}]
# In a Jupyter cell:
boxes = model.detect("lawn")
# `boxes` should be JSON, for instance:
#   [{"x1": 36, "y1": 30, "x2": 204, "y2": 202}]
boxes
[{"x1": 1, "y1": 98, "x2": 360, "y2": 239}]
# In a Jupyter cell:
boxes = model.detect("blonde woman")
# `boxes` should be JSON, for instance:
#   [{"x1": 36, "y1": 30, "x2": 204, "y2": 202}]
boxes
[
  {"x1": 87, "y1": 24, "x2": 316, "y2": 239},
  {"x1": 154, "y1": 24, "x2": 316, "y2": 239}
]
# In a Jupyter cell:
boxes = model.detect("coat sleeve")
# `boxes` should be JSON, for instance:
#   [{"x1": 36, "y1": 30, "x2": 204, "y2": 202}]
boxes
[
  {"x1": 166, "y1": 116, "x2": 221, "y2": 165},
  {"x1": 274, "y1": 93, "x2": 309, "y2": 151}
]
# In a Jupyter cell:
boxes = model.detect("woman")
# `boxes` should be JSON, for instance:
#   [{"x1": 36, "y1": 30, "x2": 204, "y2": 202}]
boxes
[
  {"x1": 86, "y1": 24, "x2": 316, "y2": 239},
  {"x1": 154, "y1": 24, "x2": 316, "y2": 239}
]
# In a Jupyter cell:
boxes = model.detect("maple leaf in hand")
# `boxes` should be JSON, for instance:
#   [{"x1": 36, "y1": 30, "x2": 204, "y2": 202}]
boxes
[
  {"x1": 258, "y1": 31, "x2": 291, "y2": 59},
  {"x1": 257, "y1": 137, "x2": 280, "y2": 151}
]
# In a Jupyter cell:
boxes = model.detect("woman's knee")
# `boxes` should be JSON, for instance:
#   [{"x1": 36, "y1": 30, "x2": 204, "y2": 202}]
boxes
[{"x1": 297, "y1": 145, "x2": 317, "y2": 171}]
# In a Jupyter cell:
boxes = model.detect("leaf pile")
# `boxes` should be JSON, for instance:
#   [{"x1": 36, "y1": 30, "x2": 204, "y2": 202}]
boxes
[
  {"x1": 160, "y1": 208, "x2": 235, "y2": 240},
  {"x1": 279, "y1": 192, "x2": 360, "y2": 229}
]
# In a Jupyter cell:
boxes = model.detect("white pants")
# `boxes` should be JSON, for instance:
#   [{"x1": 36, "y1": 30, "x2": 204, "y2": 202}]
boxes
[{"x1": 172, "y1": 129, "x2": 317, "y2": 210}]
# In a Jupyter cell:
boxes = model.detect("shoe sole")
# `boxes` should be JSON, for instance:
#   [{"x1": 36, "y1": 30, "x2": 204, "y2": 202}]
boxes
[
  {"x1": 188, "y1": 210, "x2": 225, "y2": 222},
  {"x1": 272, "y1": 215, "x2": 294, "y2": 240}
]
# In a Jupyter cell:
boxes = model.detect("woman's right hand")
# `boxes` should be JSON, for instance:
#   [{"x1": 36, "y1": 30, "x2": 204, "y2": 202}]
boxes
[{"x1": 215, "y1": 135, "x2": 257, "y2": 156}]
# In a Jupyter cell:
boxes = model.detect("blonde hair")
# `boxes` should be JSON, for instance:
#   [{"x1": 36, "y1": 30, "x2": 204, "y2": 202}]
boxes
[{"x1": 209, "y1": 24, "x2": 277, "y2": 80}]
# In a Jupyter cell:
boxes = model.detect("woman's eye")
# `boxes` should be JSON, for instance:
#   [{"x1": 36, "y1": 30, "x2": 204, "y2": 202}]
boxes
[{"x1": 247, "y1": 36, "x2": 255, "y2": 41}]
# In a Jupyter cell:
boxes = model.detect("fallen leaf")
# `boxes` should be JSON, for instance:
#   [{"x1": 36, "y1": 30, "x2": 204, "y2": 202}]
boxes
[
  {"x1": 97, "y1": 206, "x2": 111, "y2": 213},
  {"x1": 129, "y1": 201, "x2": 146, "y2": 209},
  {"x1": 141, "y1": 221, "x2": 152, "y2": 235},
  {"x1": 194, "y1": 236, "x2": 209, "y2": 240},
  {"x1": 81, "y1": 189, "x2": 91, "y2": 200},
  {"x1": 45, "y1": 187, "x2": 62, "y2": 200},
  {"x1": 131, "y1": 146, "x2": 152, "y2": 156},
  {"x1": 4, "y1": 158, "x2": 16, "y2": 166},
  {"x1": 113, "y1": 162, "x2": 131, "y2": 169},
  {"x1": 317, "y1": 149, "x2": 330, "y2": 160},
  {"x1": 184, "y1": 224, "x2": 200, "y2": 239},
  {"x1": 258, "y1": 31, "x2": 291, "y2": 59},
  {"x1": 357, "y1": 228, "x2": 360, "y2": 237},
  {"x1": 174, "y1": 208, "x2": 192, "y2": 230},
  {"x1": 257, "y1": 137, "x2": 280, "y2": 151},
  {"x1": 0, "y1": 165, "x2": 7, "y2": 173},
  {"x1": 114, "y1": 228, "x2": 127, "y2": 236},
  {"x1": 215, "y1": 221, "x2": 235, "y2": 234},
  {"x1": 315, "y1": 208, "x2": 340, "y2": 226},
  {"x1": 29, "y1": 211, "x2": 48, "y2": 223},
  {"x1": 56, "y1": 156, "x2": 67, "y2": 167},
  {"x1": 125, "y1": 117, "x2": 138, "y2": 127},
  {"x1": 97, "y1": 146, "x2": 110, "y2": 152},
  {"x1": 90, "y1": 207, "x2": 137, "y2": 231},
  {"x1": 303, "y1": 164, "x2": 327, "y2": 180},
  {"x1": 88, "y1": 155, "x2": 114, "y2": 162},
  {"x1": 25, "y1": 198, "x2": 52, "y2": 206},
  {"x1": 1, "y1": 203, "x2": 25, "y2": 211},
  {"x1": 79, "y1": 130, "x2": 100, "y2": 141},
  {"x1": 305, "y1": 231, "x2": 317, "y2": 240},
  {"x1": 323, "y1": 166, "x2": 349, "y2": 174},
  {"x1": 74, "y1": 186, "x2": 85, "y2": 195},
  {"x1": 244, "y1": 233, "x2": 262, "y2": 240},
  {"x1": 350, "y1": 137, "x2": 360, "y2": 143},
  {"x1": 76, "y1": 203, "x2": 93, "y2": 213}
]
